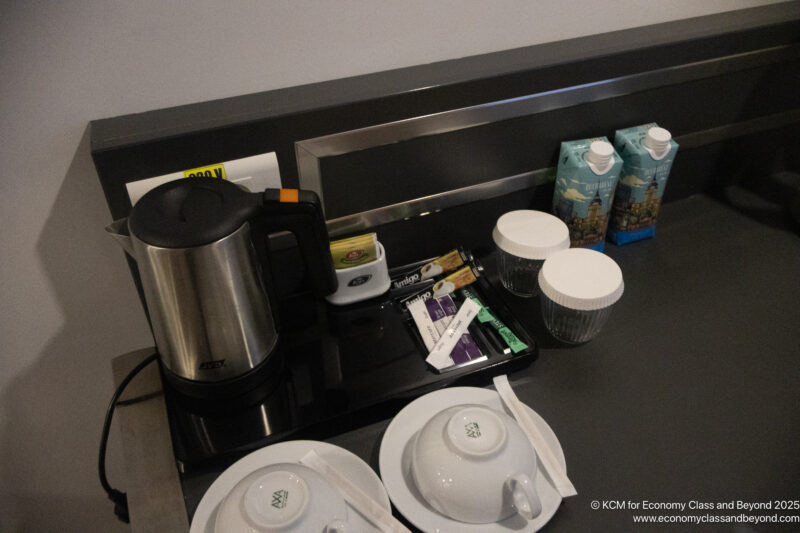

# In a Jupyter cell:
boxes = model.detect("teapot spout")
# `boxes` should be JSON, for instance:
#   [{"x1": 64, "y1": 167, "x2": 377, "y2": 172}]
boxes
[{"x1": 105, "y1": 218, "x2": 135, "y2": 258}]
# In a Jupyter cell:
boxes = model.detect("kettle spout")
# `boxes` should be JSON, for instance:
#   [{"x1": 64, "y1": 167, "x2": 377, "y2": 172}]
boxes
[{"x1": 105, "y1": 218, "x2": 135, "y2": 258}]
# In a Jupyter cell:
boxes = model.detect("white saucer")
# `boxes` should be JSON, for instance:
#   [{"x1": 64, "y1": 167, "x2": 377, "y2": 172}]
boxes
[
  {"x1": 379, "y1": 387, "x2": 566, "y2": 533},
  {"x1": 191, "y1": 440, "x2": 391, "y2": 533}
]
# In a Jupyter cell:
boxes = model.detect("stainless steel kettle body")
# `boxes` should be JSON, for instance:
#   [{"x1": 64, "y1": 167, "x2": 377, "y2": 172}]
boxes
[
  {"x1": 106, "y1": 177, "x2": 337, "y2": 398},
  {"x1": 131, "y1": 221, "x2": 276, "y2": 382}
]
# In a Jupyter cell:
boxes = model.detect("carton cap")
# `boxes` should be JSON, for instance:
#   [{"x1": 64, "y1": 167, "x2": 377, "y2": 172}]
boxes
[
  {"x1": 584, "y1": 141, "x2": 615, "y2": 174},
  {"x1": 643, "y1": 127, "x2": 672, "y2": 160}
]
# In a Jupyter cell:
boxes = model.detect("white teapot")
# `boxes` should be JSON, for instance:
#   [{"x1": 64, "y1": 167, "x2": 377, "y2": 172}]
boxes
[{"x1": 410, "y1": 404, "x2": 542, "y2": 524}]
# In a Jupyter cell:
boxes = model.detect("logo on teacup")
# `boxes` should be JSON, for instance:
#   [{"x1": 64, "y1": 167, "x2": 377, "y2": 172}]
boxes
[
  {"x1": 465, "y1": 422, "x2": 481, "y2": 438},
  {"x1": 271, "y1": 489, "x2": 289, "y2": 509}
]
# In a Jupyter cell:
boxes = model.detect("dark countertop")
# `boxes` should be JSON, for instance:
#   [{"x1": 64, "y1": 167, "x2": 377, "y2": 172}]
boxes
[
  {"x1": 497, "y1": 194, "x2": 800, "y2": 530},
  {"x1": 327, "y1": 194, "x2": 800, "y2": 531},
  {"x1": 119, "y1": 194, "x2": 800, "y2": 532}
]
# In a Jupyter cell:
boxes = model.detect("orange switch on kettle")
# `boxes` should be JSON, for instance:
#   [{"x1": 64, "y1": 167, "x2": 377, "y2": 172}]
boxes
[{"x1": 279, "y1": 189, "x2": 299, "y2": 203}]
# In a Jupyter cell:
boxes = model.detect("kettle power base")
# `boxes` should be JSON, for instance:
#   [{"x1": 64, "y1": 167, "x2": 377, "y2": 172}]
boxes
[{"x1": 165, "y1": 262, "x2": 537, "y2": 516}]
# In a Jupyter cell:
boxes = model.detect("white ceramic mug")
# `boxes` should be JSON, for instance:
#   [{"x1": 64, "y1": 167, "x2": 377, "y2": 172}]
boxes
[
  {"x1": 410, "y1": 404, "x2": 542, "y2": 524},
  {"x1": 215, "y1": 463, "x2": 350, "y2": 532}
]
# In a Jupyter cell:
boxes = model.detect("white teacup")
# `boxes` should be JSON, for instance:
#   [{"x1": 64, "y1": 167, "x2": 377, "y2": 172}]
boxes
[
  {"x1": 215, "y1": 463, "x2": 350, "y2": 532},
  {"x1": 410, "y1": 404, "x2": 542, "y2": 524}
]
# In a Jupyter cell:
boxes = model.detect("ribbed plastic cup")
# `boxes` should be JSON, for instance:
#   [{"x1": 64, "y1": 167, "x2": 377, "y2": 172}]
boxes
[
  {"x1": 538, "y1": 248, "x2": 624, "y2": 343},
  {"x1": 492, "y1": 210, "x2": 570, "y2": 297}
]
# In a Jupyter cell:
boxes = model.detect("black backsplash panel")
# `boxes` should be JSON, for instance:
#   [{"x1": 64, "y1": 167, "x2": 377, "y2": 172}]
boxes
[
  {"x1": 91, "y1": 5, "x2": 800, "y2": 223},
  {"x1": 91, "y1": 5, "x2": 800, "y2": 279},
  {"x1": 316, "y1": 58, "x2": 800, "y2": 220}
]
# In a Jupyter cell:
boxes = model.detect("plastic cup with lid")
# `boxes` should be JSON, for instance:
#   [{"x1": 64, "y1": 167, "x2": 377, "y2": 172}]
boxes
[
  {"x1": 492, "y1": 210, "x2": 570, "y2": 297},
  {"x1": 537, "y1": 248, "x2": 624, "y2": 343}
]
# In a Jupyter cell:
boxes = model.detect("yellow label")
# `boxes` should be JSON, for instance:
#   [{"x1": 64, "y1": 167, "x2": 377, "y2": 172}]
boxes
[{"x1": 183, "y1": 163, "x2": 227, "y2": 180}]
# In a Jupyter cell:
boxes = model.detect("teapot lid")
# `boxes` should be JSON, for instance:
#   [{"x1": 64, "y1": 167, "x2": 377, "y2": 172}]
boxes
[{"x1": 129, "y1": 177, "x2": 262, "y2": 248}]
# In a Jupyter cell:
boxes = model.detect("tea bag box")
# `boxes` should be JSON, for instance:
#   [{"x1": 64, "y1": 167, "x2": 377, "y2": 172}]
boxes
[{"x1": 552, "y1": 138, "x2": 623, "y2": 252}]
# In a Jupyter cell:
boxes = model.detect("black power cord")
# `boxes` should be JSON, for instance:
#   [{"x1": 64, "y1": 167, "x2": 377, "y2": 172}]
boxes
[{"x1": 98, "y1": 352, "x2": 159, "y2": 523}]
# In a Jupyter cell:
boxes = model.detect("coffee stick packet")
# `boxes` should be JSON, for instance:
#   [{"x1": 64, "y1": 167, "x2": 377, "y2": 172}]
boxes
[
  {"x1": 398, "y1": 264, "x2": 482, "y2": 308},
  {"x1": 407, "y1": 295, "x2": 483, "y2": 368},
  {"x1": 425, "y1": 297, "x2": 482, "y2": 370},
  {"x1": 459, "y1": 287, "x2": 529, "y2": 354},
  {"x1": 431, "y1": 295, "x2": 484, "y2": 365},
  {"x1": 390, "y1": 248, "x2": 472, "y2": 291}
]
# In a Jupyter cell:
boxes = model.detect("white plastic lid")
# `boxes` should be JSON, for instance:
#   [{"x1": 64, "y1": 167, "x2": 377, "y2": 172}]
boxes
[
  {"x1": 538, "y1": 248, "x2": 624, "y2": 310},
  {"x1": 584, "y1": 141, "x2": 615, "y2": 175},
  {"x1": 492, "y1": 210, "x2": 570, "y2": 260},
  {"x1": 643, "y1": 127, "x2": 672, "y2": 160}
]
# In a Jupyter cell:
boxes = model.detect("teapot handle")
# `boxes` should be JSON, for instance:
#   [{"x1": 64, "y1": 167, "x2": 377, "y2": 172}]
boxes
[{"x1": 506, "y1": 473, "x2": 542, "y2": 520}]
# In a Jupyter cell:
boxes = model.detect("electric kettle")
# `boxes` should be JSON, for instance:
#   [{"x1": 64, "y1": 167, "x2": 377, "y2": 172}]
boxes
[{"x1": 106, "y1": 177, "x2": 337, "y2": 399}]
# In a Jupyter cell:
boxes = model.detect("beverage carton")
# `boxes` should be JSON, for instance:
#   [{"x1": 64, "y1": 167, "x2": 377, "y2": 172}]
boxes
[
  {"x1": 552, "y1": 137, "x2": 623, "y2": 252},
  {"x1": 608, "y1": 124, "x2": 678, "y2": 245}
]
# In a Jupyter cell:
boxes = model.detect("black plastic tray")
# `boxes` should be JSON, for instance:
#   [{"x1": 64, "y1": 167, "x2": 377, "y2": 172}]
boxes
[{"x1": 166, "y1": 253, "x2": 537, "y2": 475}]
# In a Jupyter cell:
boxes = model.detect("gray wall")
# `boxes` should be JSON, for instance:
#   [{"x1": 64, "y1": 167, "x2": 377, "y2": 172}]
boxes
[{"x1": 0, "y1": 1, "x2": 781, "y2": 530}]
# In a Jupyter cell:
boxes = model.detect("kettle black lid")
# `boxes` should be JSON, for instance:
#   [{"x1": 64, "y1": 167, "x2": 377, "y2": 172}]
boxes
[{"x1": 129, "y1": 177, "x2": 262, "y2": 248}]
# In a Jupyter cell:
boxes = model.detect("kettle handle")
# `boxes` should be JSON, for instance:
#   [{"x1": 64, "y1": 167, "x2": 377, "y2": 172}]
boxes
[{"x1": 256, "y1": 188, "x2": 338, "y2": 298}]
